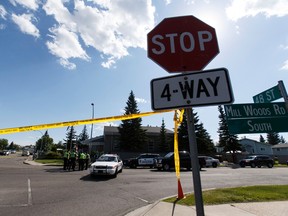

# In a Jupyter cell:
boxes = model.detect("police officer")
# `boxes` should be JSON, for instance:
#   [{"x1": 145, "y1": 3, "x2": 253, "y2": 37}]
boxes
[
  {"x1": 63, "y1": 150, "x2": 70, "y2": 170},
  {"x1": 79, "y1": 152, "x2": 86, "y2": 171},
  {"x1": 85, "y1": 153, "x2": 90, "y2": 170},
  {"x1": 69, "y1": 149, "x2": 77, "y2": 171}
]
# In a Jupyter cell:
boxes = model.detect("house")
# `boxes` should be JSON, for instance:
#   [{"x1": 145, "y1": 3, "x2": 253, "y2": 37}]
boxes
[
  {"x1": 83, "y1": 125, "x2": 174, "y2": 156},
  {"x1": 238, "y1": 138, "x2": 273, "y2": 155},
  {"x1": 272, "y1": 143, "x2": 288, "y2": 164},
  {"x1": 103, "y1": 125, "x2": 174, "y2": 153}
]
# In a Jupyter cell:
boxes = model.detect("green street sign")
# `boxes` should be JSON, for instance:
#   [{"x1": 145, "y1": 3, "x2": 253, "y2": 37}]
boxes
[
  {"x1": 224, "y1": 102, "x2": 288, "y2": 119},
  {"x1": 227, "y1": 117, "x2": 288, "y2": 134},
  {"x1": 253, "y1": 85, "x2": 282, "y2": 103}
]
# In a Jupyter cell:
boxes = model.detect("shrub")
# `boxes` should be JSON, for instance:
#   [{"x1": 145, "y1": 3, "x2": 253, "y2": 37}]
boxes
[{"x1": 44, "y1": 151, "x2": 62, "y2": 159}]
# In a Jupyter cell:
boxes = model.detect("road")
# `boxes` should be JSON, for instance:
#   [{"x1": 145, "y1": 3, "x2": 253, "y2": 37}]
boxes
[{"x1": 0, "y1": 154, "x2": 288, "y2": 216}]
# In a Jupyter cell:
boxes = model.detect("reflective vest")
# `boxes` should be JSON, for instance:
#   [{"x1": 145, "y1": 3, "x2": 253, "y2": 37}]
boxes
[
  {"x1": 64, "y1": 151, "x2": 69, "y2": 159},
  {"x1": 80, "y1": 153, "x2": 86, "y2": 160},
  {"x1": 70, "y1": 151, "x2": 76, "y2": 158}
]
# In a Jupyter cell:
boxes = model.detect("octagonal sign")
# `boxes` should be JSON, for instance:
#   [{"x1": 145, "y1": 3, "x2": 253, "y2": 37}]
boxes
[{"x1": 147, "y1": 15, "x2": 219, "y2": 73}]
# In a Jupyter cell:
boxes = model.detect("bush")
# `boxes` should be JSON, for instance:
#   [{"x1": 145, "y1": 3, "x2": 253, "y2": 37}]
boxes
[{"x1": 43, "y1": 151, "x2": 62, "y2": 159}]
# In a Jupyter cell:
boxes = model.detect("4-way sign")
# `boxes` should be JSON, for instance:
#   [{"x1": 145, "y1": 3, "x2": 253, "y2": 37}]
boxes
[{"x1": 151, "y1": 68, "x2": 234, "y2": 110}]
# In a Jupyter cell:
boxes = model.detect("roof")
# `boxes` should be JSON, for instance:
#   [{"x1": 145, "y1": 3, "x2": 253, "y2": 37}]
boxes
[
  {"x1": 104, "y1": 125, "x2": 174, "y2": 134},
  {"x1": 271, "y1": 143, "x2": 288, "y2": 148},
  {"x1": 239, "y1": 138, "x2": 273, "y2": 147}
]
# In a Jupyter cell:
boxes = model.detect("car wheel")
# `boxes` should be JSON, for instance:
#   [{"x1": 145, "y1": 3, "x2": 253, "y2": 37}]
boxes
[
  {"x1": 251, "y1": 163, "x2": 256, "y2": 168},
  {"x1": 257, "y1": 165, "x2": 261, "y2": 168},
  {"x1": 240, "y1": 162, "x2": 245, "y2": 168},
  {"x1": 113, "y1": 169, "x2": 118, "y2": 178},
  {"x1": 212, "y1": 162, "x2": 217, "y2": 168},
  {"x1": 163, "y1": 164, "x2": 170, "y2": 171},
  {"x1": 119, "y1": 167, "x2": 123, "y2": 173},
  {"x1": 267, "y1": 163, "x2": 273, "y2": 168}
]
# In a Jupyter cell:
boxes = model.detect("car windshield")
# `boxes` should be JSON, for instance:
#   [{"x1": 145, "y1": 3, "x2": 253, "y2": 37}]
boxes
[
  {"x1": 98, "y1": 156, "x2": 117, "y2": 162},
  {"x1": 245, "y1": 156, "x2": 257, "y2": 159},
  {"x1": 164, "y1": 152, "x2": 174, "y2": 158}
]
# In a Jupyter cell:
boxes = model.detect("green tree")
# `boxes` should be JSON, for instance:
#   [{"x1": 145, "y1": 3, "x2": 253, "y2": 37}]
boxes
[
  {"x1": 267, "y1": 132, "x2": 280, "y2": 145},
  {"x1": 259, "y1": 135, "x2": 265, "y2": 143},
  {"x1": 8, "y1": 141, "x2": 15, "y2": 150},
  {"x1": 0, "y1": 138, "x2": 9, "y2": 150},
  {"x1": 217, "y1": 106, "x2": 241, "y2": 159},
  {"x1": 280, "y1": 136, "x2": 286, "y2": 143},
  {"x1": 64, "y1": 126, "x2": 77, "y2": 150},
  {"x1": 178, "y1": 110, "x2": 215, "y2": 154},
  {"x1": 36, "y1": 131, "x2": 54, "y2": 152},
  {"x1": 118, "y1": 91, "x2": 147, "y2": 151},
  {"x1": 159, "y1": 118, "x2": 169, "y2": 152},
  {"x1": 78, "y1": 125, "x2": 89, "y2": 142}
]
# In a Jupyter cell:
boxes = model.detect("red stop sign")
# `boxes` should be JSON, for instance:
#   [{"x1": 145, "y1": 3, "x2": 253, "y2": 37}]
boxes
[{"x1": 147, "y1": 16, "x2": 219, "y2": 73}]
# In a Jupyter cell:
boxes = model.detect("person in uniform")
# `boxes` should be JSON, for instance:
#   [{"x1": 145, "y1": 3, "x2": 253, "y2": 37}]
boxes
[
  {"x1": 69, "y1": 149, "x2": 77, "y2": 171},
  {"x1": 63, "y1": 150, "x2": 70, "y2": 170},
  {"x1": 85, "y1": 153, "x2": 90, "y2": 170}
]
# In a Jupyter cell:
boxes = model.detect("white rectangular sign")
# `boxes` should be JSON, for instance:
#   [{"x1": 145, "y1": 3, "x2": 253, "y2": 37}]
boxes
[{"x1": 151, "y1": 68, "x2": 234, "y2": 110}]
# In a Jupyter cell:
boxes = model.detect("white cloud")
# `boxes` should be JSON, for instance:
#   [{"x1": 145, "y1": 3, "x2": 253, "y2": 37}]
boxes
[
  {"x1": 11, "y1": 13, "x2": 40, "y2": 38},
  {"x1": 46, "y1": 25, "x2": 90, "y2": 69},
  {"x1": 0, "y1": 5, "x2": 7, "y2": 20},
  {"x1": 42, "y1": 0, "x2": 155, "y2": 69},
  {"x1": 135, "y1": 97, "x2": 148, "y2": 104},
  {"x1": 280, "y1": 60, "x2": 288, "y2": 70},
  {"x1": 226, "y1": 0, "x2": 288, "y2": 22},
  {"x1": 9, "y1": 0, "x2": 39, "y2": 11},
  {"x1": 0, "y1": 24, "x2": 5, "y2": 30}
]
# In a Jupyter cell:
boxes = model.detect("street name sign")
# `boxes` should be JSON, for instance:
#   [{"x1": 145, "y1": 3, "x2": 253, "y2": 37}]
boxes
[
  {"x1": 226, "y1": 117, "x2": 288, "y2": 134},
  {"x1": 151, "y1": 68, "x2": 234, "y2": 110},
  {"x1": 147, "y1": 15, "x2": 219, "y2": 73},
  {"x1": 224, "y1": 102, "x2": 288, "y2": 119},
  {"x1": 253, "y1": 84, "x2": 282, "y2": 103}
]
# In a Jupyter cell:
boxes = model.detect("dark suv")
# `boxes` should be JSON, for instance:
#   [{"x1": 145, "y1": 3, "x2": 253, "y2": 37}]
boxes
[
  {"x1": 239, "y1": 155, "x2": 274, "y2": 168},
  {"x1": 124, "y1": 153, "x2": 160, "y2": 168},
  {"x1": 154, "y1": 151, "x2": 206, "y2": 171}
]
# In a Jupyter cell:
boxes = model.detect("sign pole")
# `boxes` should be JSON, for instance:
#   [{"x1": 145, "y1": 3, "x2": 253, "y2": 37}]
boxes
[
  {"x1": 278, "y1": 80, "x2": 288, "y2": 112},
  {"x1": 186, "y1": 108, "x2": 204, "y2": 216}
]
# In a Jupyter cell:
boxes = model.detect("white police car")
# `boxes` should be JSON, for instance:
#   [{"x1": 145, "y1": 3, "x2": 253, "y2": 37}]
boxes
[{"x1": 89, "y1": 154, "x2": 123, "y2": 178}]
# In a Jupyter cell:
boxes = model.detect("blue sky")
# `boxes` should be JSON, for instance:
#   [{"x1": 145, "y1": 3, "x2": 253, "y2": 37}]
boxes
[{"x1": 0, "y1": 0, "x2": 288, "y2": 146}]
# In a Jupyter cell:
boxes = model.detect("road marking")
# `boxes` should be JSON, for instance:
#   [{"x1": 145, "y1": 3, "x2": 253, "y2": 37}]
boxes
[
  {"x1": 136, "y1": 197, "x2": 149, "y2": 203},
  {"x1": 27, "y1": 178, "x2": 32, "y2": 206}
]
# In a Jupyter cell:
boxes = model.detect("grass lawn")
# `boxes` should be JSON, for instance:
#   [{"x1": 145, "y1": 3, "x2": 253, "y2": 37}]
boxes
[
  {"x1": 35, "y1": 159, "x2": 63, "y2": 165},
  {"x1": 164, "y1": 185, "x2": 288, "y2": 206}
]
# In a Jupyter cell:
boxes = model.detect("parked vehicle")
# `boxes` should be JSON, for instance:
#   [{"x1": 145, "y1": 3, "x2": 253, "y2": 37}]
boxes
[
  {"x1": 239, "y1": 155, "x2": 274, "y2": 168},
  {"x1": 0, "y1": 150, "x2": 10, "y2": 156},
  {"x1": 124, "y1": 153, "x2": 160, "y2": 168},
  {"x1": 154, "y1": 151, "x2": 206, "y2": 171},
  {"x1": 199, "y1": 156, "x2": 220, "y2": 168},
  {"x1": 89, "y1": 154, "x2": 123, "y2": 178}
]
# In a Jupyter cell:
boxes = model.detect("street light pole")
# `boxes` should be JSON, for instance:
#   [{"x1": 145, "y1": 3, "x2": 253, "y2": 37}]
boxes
[
  {"x1": 90, "y1": 103, "x2": 95, "y2": 154},
  {"x1": 91, "y1": 103, "x2": 94, "y2": 139}
]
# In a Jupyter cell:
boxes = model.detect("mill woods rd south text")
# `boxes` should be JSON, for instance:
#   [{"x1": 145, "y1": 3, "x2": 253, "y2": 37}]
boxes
[{"x1": 224, "y1": 102, "x2": 288, "y2": 134}]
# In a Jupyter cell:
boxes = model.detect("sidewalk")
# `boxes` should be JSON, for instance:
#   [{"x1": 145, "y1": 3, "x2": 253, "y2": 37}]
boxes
[
  {"x1": 125, "y1": 200, "x2": 288, "y2": 216},
  {"x1": 23, "y1": 158, "x2": 288, "y2": 216}
]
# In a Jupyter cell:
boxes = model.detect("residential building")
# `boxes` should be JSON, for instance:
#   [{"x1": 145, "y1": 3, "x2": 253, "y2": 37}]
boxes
[
  {"x1": 83, "y1": 125, "x2": 174, "y2": 155},
  {"x1": 238, "y1": 138, "x2": 273, "y2": 155},
  {"x1": 272, "y1": 143, "x2": 288, "y2": 164}
]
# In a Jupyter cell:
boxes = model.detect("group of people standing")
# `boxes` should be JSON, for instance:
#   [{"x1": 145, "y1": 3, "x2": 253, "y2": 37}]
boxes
[{"x1": 63, "y1": 149, "x2": 90, "y2": 171}]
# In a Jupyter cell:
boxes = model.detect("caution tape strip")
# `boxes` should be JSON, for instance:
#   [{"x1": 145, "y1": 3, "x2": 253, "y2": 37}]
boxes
[{"x1": 0, "y1": 110, "x2": 173, "y2": 135}]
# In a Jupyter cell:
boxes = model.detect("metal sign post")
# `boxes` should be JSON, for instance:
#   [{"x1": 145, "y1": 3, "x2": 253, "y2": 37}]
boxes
[
  {"x1": 186, "y1": 108, "x2": 204, "y2": 216},
  {"x1": 278, "y1": 80, "x2": 288, "y2": 112}
]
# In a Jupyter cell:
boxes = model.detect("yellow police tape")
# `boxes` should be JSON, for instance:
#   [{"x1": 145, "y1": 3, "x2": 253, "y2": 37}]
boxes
[{"x1": 0, "y1": 110, "x2": 173, "y2": 135}]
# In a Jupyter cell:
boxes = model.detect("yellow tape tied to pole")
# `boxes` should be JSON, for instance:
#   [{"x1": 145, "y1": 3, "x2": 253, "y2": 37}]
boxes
[
  {"x1": 0, "y1": 110, "x2": 173, "y2": 135},
  {"x1": 173, "y1": 109, "x2": 185, "y2": 199}
]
